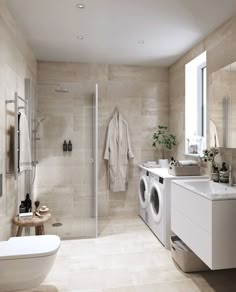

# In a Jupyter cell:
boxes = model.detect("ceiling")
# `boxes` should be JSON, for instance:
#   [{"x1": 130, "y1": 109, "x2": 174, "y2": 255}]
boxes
[{"x1": 7, "y1": 0, "x2": 236, "y2": 66}]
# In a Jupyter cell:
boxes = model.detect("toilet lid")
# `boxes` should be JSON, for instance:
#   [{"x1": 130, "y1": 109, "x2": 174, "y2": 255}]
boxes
[{"x1": 0, "y1": 235, "x2": 60, "y2": 260}]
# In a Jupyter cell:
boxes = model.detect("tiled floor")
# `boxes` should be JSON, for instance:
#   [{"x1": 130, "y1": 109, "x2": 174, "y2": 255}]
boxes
[{"x1": 22, "y1": 216, "x2": 236, "y2": 292}]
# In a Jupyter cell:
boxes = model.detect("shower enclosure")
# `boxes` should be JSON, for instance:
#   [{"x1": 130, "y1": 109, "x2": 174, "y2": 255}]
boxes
[{"x1": 34, "y1": 82, "x2": 98, "y2": 238}]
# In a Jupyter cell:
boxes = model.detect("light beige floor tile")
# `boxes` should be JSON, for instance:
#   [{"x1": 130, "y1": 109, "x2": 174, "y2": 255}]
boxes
[{"x1": 22, "y1": 216, "x2": 236, "y2": 292}]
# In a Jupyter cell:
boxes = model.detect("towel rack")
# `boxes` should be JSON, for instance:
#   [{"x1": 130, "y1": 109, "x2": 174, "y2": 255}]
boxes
[{"x1": 6, "y1": 92, "x2": 28, "y2": 179}]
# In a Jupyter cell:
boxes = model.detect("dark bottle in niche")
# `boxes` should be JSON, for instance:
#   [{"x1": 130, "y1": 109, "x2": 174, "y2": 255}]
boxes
[
  {"x1": 63, "y1": 140, "x2": 67, "y2": 151},
  {"x1": 24, "y1": 193, "x2": 32, "y2": 212},
  {"x1": 68, "y1": 140, "x2": 72, "y2": 151}
]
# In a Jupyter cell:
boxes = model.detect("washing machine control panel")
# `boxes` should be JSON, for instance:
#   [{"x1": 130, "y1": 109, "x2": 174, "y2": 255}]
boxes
[
  {"x1": 150, "y1": 173, "x2": 164, "y2": 184},
  {"x1": 159, "y1": 176, "x2": 164, "y2": 184}
]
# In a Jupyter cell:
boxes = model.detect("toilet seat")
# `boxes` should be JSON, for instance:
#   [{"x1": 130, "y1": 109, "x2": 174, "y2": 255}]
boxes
[{"x1": 0, "y1": 235, "x2": 60, "y2": 260}]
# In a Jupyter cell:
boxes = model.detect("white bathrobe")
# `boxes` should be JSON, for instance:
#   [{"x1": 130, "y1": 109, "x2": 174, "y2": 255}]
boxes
[{"x1": 104, "y1": 111, "x2": 134, "y2": 192}]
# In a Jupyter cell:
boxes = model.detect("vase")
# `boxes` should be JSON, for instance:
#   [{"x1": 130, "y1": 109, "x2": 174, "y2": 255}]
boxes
[{"x1": 159, "y1": 159, "x2": 169, "y2": 168}]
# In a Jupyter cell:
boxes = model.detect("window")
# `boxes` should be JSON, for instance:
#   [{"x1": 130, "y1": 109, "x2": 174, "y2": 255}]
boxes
[{"x1": 185, "y1": 51, "x2": 207, "y2": 155}]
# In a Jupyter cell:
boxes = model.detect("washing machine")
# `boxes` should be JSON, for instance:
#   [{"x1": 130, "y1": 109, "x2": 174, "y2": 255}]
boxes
[
  {"x1": 146, "y1": 168, "x2": 209, "y2": 249},
  {"x1": 138, "y1": 168, "x2": 150, "y2": 224},
  {"x1": 148, "y1": 173, "x2": 165, "y2": 245}
]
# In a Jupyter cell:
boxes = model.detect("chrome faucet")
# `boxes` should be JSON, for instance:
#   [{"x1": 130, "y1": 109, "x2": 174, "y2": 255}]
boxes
[{"x1": 229, "y1": 165, "x2": 233, "y2": 186}]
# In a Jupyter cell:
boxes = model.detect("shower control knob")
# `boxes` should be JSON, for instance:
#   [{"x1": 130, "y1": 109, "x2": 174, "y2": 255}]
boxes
[{"x1": 89, "y1": 158, "x2": 94, "y2": 163}]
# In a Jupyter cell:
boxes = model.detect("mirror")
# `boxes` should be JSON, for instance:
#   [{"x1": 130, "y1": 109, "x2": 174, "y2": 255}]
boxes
[{"x1": 210, "y1": 62, "x2": 236, "y2": 148}]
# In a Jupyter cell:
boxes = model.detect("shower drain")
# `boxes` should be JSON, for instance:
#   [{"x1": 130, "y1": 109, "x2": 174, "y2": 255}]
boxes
[{"x1": 52, "y1": 222, "x2": 63, "y2": 227}]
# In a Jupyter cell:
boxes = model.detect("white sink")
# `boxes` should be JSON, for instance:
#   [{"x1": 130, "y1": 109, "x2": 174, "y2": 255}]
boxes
[{"x1": 173, "y1": 179, "x2": 236, "y2": 200}]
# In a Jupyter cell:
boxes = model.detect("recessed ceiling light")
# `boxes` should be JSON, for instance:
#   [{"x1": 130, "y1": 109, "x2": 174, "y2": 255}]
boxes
[
  {"x1": 76, "y1": 3, "x2": 85, "y2": 9},
  {"x1": 77, "y1": 35, "x2": 84, "y2": 40},
  {"x1": 138, "y1": 40, "x2": 144, "y2": 44}
]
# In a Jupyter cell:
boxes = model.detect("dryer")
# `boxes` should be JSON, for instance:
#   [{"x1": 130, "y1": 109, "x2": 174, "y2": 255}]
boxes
[
  {"x1": 140, "y1": 166, "x2": 209, "y2": 249},
  {"x1": 138, "y1": 168, "x2": 150, "y2": 224}
]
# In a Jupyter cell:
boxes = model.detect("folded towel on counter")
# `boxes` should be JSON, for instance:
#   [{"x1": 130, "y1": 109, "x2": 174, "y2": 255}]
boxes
[
  {"x1": 178, "y1": 160, "x2": 198, "y2": 166},
  {"x1": 142, "y1": 161, "x2": 160, "y2": 168},
  {"x1": 142, "y1": 163, "x2": 160, "y2": 168}
]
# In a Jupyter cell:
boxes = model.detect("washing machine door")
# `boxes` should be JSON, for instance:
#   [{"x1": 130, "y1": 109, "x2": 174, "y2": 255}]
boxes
[
  {"x1": 139, "y1": 176, "x2": 148, "y2": 209},
  {"x1": 149, "y1": 183, "x2": 163, "y2": 223}
]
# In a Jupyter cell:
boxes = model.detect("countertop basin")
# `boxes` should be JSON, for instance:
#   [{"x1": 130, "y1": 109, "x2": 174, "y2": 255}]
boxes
[{"x1": 172, "y1": 179, "x2": 236, "y2": 200}]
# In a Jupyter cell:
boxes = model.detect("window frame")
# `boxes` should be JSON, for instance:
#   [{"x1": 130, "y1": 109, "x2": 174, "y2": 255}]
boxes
[{"x1": 185, "y1": 51, "x2": 207, "y2": 156}]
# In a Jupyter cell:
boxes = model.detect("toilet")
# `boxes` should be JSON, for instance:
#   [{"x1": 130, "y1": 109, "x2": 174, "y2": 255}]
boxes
[{"x1": 0, "y1": 235, "x2": 60, "y2": 291}]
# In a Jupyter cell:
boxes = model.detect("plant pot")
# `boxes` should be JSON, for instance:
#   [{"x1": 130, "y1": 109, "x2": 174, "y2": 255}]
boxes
[{"x1": 159, "y1": 159, "x2": 169, "y2": 168}]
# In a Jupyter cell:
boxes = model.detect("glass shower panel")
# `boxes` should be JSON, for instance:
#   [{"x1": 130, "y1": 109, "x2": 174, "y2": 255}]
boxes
[
  {"x1": 93, "y1": 84, "x2": 98, "y2": 237},
  {"x1": 35, "y1": 82, "x2": 97, "y2": 238}
]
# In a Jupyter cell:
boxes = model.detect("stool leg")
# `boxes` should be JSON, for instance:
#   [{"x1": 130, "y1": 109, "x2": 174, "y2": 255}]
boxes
[
  {"x1": 35, "y1": 226, "x2": 40, "y2": 235},
  {"x1": 35, "y1": 225, "x2": 44, "y2": 235},
  {"x1": 41, "y1": 224, "x2": 45, "y2": 235},
  {"x1": 16, "y1": 226, "x2": 23, "y2": 237},
  {"x1": 38, "y1": 225, "x2": 42, "y2": 235}
]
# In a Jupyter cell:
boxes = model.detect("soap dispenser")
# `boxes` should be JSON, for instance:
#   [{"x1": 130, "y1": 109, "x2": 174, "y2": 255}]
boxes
[
  {"x1": 68, "y1": 140, "x2": 72, "y2": 152},
  {"x1": 212, "y1": 167, "x2": 219, "y2": 182},
  {"x1": 19, "y1": 201, "x2": 26, "y2": 213},
  {"x1": 24, "y1": 193, "x2": 32, "y2": 213},
  {"x1": 63, "y1": 140, "x2": 67, "y2": 152},
  {"x1": 219, "y1": 162, "x2": 229, "y2": 183}
]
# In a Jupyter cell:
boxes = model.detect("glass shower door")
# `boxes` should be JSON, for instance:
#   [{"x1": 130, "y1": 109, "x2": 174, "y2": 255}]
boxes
[{"x1": 35, "y1": 82, "x2": 98, "y2": 239}]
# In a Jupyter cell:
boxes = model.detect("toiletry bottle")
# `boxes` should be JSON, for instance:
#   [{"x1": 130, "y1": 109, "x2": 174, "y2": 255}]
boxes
[
  {"x1": 63, "y1": 140, "x2": 67, "y2": 151},
  {"x1": 219, "y1": 162, "x2": 229, "y2": 183},
  {"x1": 34, "y1": 200, "x2": 40, "y2": 212},
  {"x1": 212, "y1": 167, "x2": 219, "y2": 182},
  {"x1": 68, "y1": 140, "x2": 72, "y2": 151},
  {"x1": 24, "y1": 193, "x2": 32, "y2": 212},
  {"x1": 19, "y1": 201, "x2": 26, "y2": 213}
]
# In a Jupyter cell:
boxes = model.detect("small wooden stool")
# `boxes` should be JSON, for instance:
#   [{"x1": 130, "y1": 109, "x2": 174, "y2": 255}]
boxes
[{"x1": 12, "y1": 213, "x2": 51, "y2": 236}]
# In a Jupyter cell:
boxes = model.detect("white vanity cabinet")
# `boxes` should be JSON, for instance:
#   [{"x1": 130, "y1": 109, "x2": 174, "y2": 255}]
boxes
[{"x1": 171, "y1": 180, "x2": 236, "y2": 270}]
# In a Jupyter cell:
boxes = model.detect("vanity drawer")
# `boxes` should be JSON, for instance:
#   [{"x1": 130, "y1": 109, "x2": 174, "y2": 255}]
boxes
[
  {"x1": 171, "y1": 208, "x2": 212, "y2": 267},
  {"x1": 171, "y1": 182, "x2": 212, "y2": 232}
]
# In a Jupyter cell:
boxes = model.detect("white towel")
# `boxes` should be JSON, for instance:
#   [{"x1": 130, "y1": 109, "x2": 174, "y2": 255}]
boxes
[
  {"x1": 179, "y1": 160, "x2": 198, "y2": 166},
  {"x1": 19, "y1": 111, "x2": 32, "y2": 172},
  {"x1": 209, "y1": 120, "x2": 220, "y2": 147}
]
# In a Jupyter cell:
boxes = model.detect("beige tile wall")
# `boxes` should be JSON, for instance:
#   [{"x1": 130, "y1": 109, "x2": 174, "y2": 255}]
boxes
[
  {"x1": 36, "y1": 62, "x2": 168, "y2": 226},
  {"x1": 0, "y1": 0, "x2": 36, "y2": 240},
  {"x1": 169, "y1": 15, "x2": 236, "y2": 178}
]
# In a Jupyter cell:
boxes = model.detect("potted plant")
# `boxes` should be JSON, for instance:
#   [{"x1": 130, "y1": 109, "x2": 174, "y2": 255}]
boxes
[
  {"x1": 201, "y1": 147, "x2": 220, "y2": 181},
  {"x1": 152, "y1": 125, "x2": 177, "y2": 167}
]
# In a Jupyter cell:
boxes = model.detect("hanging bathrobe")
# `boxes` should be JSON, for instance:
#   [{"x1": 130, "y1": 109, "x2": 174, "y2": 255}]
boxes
[{"x1": 104, "y1": 111, "x2": 134, "y2": 192}]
